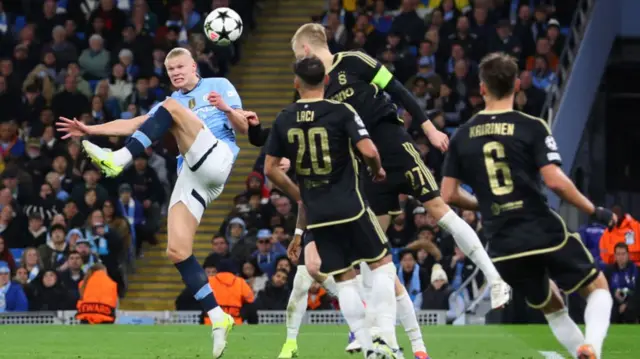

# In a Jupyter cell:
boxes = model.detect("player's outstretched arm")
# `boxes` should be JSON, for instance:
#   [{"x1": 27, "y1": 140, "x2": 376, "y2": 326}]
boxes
[
  {"x1": 56, "y1": 115, "x2": 148, "y2": 138},
  {"x1": 441, "y1": 177, "x2": 479, "y2": 211},
  {"x1": 540, "y1": 164, "x2": 616, "y2": 226}
]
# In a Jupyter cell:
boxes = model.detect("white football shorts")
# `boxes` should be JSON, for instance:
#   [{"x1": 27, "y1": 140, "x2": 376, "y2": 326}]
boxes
[{"x1": 169, "y1": 127, "x2": 233, "y2": 222}]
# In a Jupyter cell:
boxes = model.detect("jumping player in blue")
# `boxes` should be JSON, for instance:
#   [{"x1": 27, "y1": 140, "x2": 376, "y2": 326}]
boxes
[{"x1": 56, "y1": 47, "x2": 248, "y2": 358}]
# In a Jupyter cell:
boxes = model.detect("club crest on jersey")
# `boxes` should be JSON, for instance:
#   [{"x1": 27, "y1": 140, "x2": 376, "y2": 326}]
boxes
[
  {"x1": 545, "y1": 136, "x2": 558, "y2": 151},
  {"x1": 188, "y1": 98, "x2": 196, "y2": 109}
]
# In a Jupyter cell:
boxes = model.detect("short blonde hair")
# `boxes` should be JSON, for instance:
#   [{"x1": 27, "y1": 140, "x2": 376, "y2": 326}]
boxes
[
  {"x1": 291, "y1": 23, "x2": 327, "y2": 50},
  {"x1": 164, "y1": 47, "x2": 194, "y2": 64}
]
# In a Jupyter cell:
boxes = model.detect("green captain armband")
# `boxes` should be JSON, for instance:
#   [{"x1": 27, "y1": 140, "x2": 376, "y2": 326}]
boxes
[{"x1": 371, "y1": 66, "x2": 393, "y2": 89}]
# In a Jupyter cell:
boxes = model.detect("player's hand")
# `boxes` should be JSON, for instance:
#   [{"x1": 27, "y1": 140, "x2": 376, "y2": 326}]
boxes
[
  {"x1": 427, "y1": 128, "x2": 449, "y2": 152},
  {"x1": 279, "y1": 157, "x2": 291, "y2": 172},
  {"x1": 244, "y1": 111, "x2": 260, "y2": 126},
  {"x1": 372, "y1": 168, "x2": 386, "y2": 183},
  {"x1": 288, "y1": 233, "x2": 302, "y2": 264},
  {"x1": 593, "y1": 207, "x2": 617, "y2": 229},
  {"x1": 207, "y1": 91, "x2": 232, "y2": 113},
  {"x1": 56, "y1": 117, "x2": 92, "y2": 139}
]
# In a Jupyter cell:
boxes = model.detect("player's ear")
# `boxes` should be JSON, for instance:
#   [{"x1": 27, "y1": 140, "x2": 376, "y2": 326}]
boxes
[
  {"x1": 479, "y1": 82, "x2": 487, "y2": 97},
  {"x1": 514, "y1": 78, "x2": 521, "y2": 93},
  {"x1": 293, "y1": 76, "x2": 300, "y2": 90},
  {"x1": 323, "y1": 74, "x2": 329, "y2": 85}
]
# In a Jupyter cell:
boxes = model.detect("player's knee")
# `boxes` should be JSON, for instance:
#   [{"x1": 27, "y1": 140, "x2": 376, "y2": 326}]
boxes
[
  {"x1": 166, "y1": 243, "x2": 191, "y2": 263},
  {"x1": 161, "y1": 98, "x2": 181, "y2": 114},
  {"x1": 423, "y1": 197, "x2": 451, "y2": 219},
  {"x1": 367, "y1": 254, "x2": 393, "y2": 271},
  {"x1": 579, "y1": 272, "x2": 610, "y2": 298}
]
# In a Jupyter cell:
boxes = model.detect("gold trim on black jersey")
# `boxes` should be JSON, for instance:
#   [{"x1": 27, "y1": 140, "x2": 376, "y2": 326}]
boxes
[
  {"x1": 491, "y1": 210, "x2": 595, "y2": 269},
  {"x1": 297, "y1": 98, "x2": 324, "y2": 103},
  {"x1": 526, "y1": 286, "x2": 553, "y2": 309},
  {"x1": 306, "y1": 103, "x2": 366, "y2": 229}
]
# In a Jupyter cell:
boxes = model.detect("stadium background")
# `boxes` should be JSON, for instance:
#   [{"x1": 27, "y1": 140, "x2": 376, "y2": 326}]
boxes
[{"x1": 0, "y1": 0, "x2": 639, "y2": 357}]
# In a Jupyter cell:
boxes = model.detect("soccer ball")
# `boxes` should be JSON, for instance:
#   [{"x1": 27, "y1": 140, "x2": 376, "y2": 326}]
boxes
[{"x1": 203, "y1": 7, "x2": 243, "y2": 46}]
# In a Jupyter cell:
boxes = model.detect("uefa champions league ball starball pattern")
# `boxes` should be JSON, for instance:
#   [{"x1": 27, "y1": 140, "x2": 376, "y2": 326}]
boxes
[{"x1": 203, "y1": 7, "x2": 243, "y2": 46}]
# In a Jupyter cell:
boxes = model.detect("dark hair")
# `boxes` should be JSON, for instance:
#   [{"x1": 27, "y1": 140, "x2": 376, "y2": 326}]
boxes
[
  {"x1": 479, "y1": 52, "x2": 519, "y2": 99},
  {"x1": 68, "y1": 250, "x2": 81, "y2": 257},
  {"x1": 614, "y1": 242, "x2": 629, "y2": 252},
  {"x1": 293, "y1": 56, "x2": 325, "y2": 87},
  {"x1": 399, "y1": 249, "x2": 416, "y2": 261},
  {"x1": 274, "y1": 268, "x2": 289, "y2": 277}
]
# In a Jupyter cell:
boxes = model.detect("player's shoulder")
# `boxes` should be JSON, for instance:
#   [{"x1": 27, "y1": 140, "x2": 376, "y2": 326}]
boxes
[
  {"x1": 511, "y1": 110, "x2": 552, "y2": 134},
  {"x1": 335, "y1": 50, "x2": 378, "y2": 67},
  {"x1": 323, "y1": 99, "x2": 357, "y2": 114}
]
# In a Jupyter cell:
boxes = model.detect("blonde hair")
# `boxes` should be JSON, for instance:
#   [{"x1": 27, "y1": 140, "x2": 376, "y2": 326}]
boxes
[
  {"x1": 164, "y1": 47, "x2": 194, "y2": 64},
  {"x1": 291, "y1": 23, "x2": 328, "y2": 51}
]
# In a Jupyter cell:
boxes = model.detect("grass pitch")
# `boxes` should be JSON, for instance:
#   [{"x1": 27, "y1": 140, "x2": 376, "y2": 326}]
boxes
[{"x1": 1, "y1": 325, "x2": 636, "y2": 358}]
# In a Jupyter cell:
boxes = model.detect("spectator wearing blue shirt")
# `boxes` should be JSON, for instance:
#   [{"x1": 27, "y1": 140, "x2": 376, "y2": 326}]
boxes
[
  {"x1": 605, "y1": 243, "x2": 639, "y2": 323},
  {"x1": 0, "y1": 260, "x2": 29, "y2": 312},
  {"x1": 252, "y1": 229, "x2": 286, "y2": 277},
  {"x1": 531, "y1": 55, "x2": 557, "y2": 91}
]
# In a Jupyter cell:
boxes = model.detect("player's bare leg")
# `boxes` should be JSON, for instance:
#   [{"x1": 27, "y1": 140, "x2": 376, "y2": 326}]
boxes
[
  {"x1": 535, "y1": 280, "x2": 586, "y2": 359},
  {"x1": 576, "y1": 273, "x2": 612, "y2": 359},
  {"x1": 422, "y1": 197, "x2": 510, "y2": 309},
  {"x1": 83, "y1": 98, "x2": 203, "y2": 176}
]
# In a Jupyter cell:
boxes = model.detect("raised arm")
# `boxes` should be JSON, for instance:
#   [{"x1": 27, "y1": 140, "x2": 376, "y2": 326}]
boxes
[{"x1": 56, "y1": 115, "x2": 148, "y2": 138}]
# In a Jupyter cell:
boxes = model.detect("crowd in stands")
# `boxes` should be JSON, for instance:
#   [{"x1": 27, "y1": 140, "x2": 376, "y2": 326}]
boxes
[{"x1": 0, "y1": 0, "x2": 261, "y2": 314}]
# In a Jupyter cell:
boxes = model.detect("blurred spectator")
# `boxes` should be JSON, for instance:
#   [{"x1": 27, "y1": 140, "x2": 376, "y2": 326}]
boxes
[
  {"x1": 29, "y1": 268, "x2": 74, "y2": 310},
  {"x1": 525, "y1": 36, "x2": 558, "y2": 71},
  {"x1": 45, "y1": 171, "x2": 70, "y2": 202},
  {"x1": 125, "y1": 77, "x2": 156, "y2": 114},
  {"x1": 58, "y1": 250, "x2": 85, "y2": 303},
  {"x1": 102, "y1": 199, "x2": 132, "y2": 258},
  {"x1": 488, "y1": 20, "x2": 522, "y2": 59},
  {"x1": 227, "y1": 217, "x2": 255, "y2": 262},
  {"x1": 0, "y1": 260, "x2": 29, "y2": 312},
  {"x1": 24, "y1": 182, "x2": 61, "y2": 224},
  {"x1": 108, "y1": 62, "x2": 133, "y2": 105},
  {"x1": 115, "y1": 184, "x2": 144, "y2": 257},
  {"x1": 0, "y1": 203, "x2": 26, "y2": 243},
  {"x1": 0, "y1": 235, "x2": 16, "y2": 273},
  {"x1": 605, "y1": 243, "x2": 639, "y2": 323},
  {"x1": 52, "y1": 74, "x2": 91, "y2": 120},
  {"x1": 530, "y1": 55, "x2": 556, "y2": 92},
  {"x1": 0, "y1": 123, "x2": 25, "y2": 161},
  {"x1": 254, "y1": 269, "x2": 290, "y2": 311},
  {"x1": 23, "y1": 138, "x2": 51, "y2": 186},
  {"x1": 20, "y1": 247, "x2": 42, "y2": 283},
  {"x1": 600, "y1": 205, "x2": 640, "y2": 266},
  {"x1": 46, "y1": 26, "x2": 78, "y2": 69},
  {"x1": 78, "y1": 34, "x2": 110, "y2": 81},
  {"x1": 307, "y1": 281, "x2": 332, "y2": 310},
  {"x1": 241, "y1": 259, "x2": 268, "y2": 295},
  {"x1": 74, "y1": 238, "x2": 101, "y2": 272},
  {"x1": 391, "y1": 0, "x2": 426, "y2": 45},
  {"x1": 546, "y1": 19, "x2": 565, "y2": 57},
  {"x1": 204, "y1": 235, "x2": 235, "y2": 270},
  {"x1": 413, "y1": 263, "x2": 464, "y2": 323},
  {"x1": 122, "y1": 154, "x2": 164, "y2": 235},
  {"x1": 71, "y1": 167, "x2": 108, "y2": 206},
  {"x1": 208, "y1": 259, "x2": 255, "y2": 325},
  {"x1": 517, "y1": 70, "x2": 545, "y2": 115},
  {"x1": 397, "y1": 250, "x2": 429, "y2": 301},
  {"x1": 252, "y1": 229, "x2": 286, "y2": 277},
  {"x1": 24, "y1": 213, "x2": 48, "y2": 248},
  {"x1": 38, "y1": 223, "x2": 69, "y2": 270}
]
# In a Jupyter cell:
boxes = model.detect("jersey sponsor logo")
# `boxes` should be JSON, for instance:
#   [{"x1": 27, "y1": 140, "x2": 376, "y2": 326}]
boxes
[
  {"x1": 227, "y1": 90, "x2": 236, "y2": 97},
  {"x1": 545, "y1": 136, "x2": 558, "y2": 151},
  {"x1": 547, "y1": 152, "x2": 561, "y2": 162},
  {"x1": 625, "y1": 230, "x2": 636, "y2": 245},
  {"x1": 358, "y1": 129, "x2": 369, "y2": 136}
]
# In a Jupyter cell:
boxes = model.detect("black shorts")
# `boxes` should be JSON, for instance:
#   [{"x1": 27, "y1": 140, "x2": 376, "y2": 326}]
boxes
[
  {"x1": 363, "y1": 120, "x2": 440, "y2": 216},
  {"x1": 307, "y1": 208, "x2": 390, "y2": 276},
  {"x1": 494, "y1": 233, "x2": 600, "y2": 309}
]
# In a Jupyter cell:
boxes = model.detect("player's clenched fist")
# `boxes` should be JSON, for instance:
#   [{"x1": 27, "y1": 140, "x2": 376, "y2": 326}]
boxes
[
  {"x1": 207, "y1": 91, "x2": 232, "y2": 113},
  {"x1": 372, "y1": 168, "x2": 386, "y2": 183},
  {"x1": 243, "y1": 110, "x2": 260, "y2": 126}
]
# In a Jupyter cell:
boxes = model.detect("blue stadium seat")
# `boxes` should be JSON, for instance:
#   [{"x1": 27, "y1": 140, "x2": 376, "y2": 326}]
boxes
[
  {"x1": 10, "y1": 248, "x2": 24, "y2": 266},
  {"x1": 13, "y1": 16, "x2": 26, "y2": 34}
]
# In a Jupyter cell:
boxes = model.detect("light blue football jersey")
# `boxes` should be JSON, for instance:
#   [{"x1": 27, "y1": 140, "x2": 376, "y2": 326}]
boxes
[{"x1": 148, "y1": 77, "x2": 242, "y2": 169}]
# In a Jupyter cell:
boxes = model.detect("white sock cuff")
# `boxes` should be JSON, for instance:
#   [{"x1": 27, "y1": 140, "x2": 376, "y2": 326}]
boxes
[
  {"x1": 544, "y1": 307, "x2": 569, "y2": 321},
  {"x1": 436, "y1": 209, "x2": 458, "y2": 231},
  {"x1": 587, "y1": 288, "x2": 613, "y2": 305}
]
